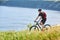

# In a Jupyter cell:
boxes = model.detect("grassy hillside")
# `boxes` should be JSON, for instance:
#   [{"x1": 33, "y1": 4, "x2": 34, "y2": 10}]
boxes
[{"x1": 0, "y1": 25, "x2": 60, "y2": 40}]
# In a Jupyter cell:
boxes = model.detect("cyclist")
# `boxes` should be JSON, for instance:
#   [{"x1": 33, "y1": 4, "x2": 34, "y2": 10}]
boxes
[{"x1": 34, "y1": 9, "x2": 47, "y2": 31}]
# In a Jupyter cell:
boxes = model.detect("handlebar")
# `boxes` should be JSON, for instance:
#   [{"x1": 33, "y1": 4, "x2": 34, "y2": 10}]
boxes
[
  {"x1": 34, "y1": 21, "x2": 39, "y2": 23},
  {"x1": 34, "y1": 21, "x2": 39, "y2": 25}
]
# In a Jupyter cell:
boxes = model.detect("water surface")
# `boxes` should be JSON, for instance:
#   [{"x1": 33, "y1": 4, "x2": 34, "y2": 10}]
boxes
[{"x1": 0, "y1": 6, "x2": 60, "y2": 31}]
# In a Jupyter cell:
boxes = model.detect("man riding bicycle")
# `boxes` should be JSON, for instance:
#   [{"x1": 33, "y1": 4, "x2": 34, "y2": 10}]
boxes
[{"x1": 34, "y1": 9, "x2": 47, "y2": 30}]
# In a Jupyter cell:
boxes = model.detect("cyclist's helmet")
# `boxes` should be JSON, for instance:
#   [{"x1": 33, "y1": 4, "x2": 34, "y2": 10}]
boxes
[{"x1": 38, "y1": 9, "x2": 42, "y2": 11}]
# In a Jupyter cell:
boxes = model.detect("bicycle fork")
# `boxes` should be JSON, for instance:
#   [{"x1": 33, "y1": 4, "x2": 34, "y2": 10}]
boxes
[{"x1": 38, "y1": 24, "x2": 43, "y2": 31}]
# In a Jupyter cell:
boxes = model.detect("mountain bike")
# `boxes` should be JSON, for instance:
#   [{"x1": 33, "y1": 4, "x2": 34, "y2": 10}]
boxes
[{"x1": 29, "y1": 21, "x2": 51, "y2": 31}]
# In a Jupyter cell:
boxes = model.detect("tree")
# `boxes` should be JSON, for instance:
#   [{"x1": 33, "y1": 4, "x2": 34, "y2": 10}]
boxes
[{"x1": 0, "y1": 0, "x2": 8, "y2": 4}]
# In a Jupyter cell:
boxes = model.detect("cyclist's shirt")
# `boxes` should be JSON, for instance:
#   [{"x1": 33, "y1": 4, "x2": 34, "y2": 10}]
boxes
[{"x1": 38, "y1": 12, "x2": 46, "y2": 19}]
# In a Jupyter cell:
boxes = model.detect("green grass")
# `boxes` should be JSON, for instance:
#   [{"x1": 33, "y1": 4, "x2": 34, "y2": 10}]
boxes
[{"x1": 0, "y1": 26, "x2": 60, "y2": 40}]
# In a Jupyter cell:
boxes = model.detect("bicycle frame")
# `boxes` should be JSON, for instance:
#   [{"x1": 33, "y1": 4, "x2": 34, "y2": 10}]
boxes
[
  {"x1": 29, "y1": 18, "x2": 51, "y2": 31},
  {"x1": 34, "y1": 21, "x2": 42, "y2": 29}
]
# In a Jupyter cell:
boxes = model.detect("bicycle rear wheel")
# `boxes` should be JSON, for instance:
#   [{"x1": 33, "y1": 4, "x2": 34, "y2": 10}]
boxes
[
  {"x1": 44, "y1": 24, "x2": 51, "y2": 30},
  {"x1": 29, "y1": 25, "x2": 39, "y2": 31},
  {"x1": 44, "y1": 24, "x2": 51, "y2": 27}
]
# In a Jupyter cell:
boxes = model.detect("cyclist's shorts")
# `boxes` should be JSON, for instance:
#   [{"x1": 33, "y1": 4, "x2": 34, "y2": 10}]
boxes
[{"x1": 41, "y1": 18, "x2": 46, "y2": 24}]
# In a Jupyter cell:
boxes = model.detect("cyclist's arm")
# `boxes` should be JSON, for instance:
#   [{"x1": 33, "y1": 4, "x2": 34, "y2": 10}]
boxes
[{"x1": 35, "y1": 16, "x2": 39, "y2": 21}]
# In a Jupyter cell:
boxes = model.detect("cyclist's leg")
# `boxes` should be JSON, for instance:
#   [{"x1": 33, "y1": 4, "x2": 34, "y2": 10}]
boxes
[
  {"x1": 41, "y1": 18, "x2": 46, "y2": 24},
  {"x1": 40, "y1": 19, "x2": 46, "y2": 30},
  {"x1": 40, "y1": 21, "x2": 44, "y2": 31}
]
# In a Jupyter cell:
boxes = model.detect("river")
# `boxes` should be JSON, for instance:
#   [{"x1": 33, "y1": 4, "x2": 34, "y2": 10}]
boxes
[{"x1": 0, "y1": 6, "x2": 60, "y2": 31}]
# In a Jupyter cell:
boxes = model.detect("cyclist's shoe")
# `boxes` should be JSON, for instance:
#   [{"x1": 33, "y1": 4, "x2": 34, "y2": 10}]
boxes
[{"x1": 41, "y1": 29, "x2": 44, "y2": 31}]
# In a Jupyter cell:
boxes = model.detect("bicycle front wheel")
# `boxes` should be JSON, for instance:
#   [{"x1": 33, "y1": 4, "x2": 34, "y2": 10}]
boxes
[{"x1": 29, "y1": 25, "x2": 39, "y2": 31}]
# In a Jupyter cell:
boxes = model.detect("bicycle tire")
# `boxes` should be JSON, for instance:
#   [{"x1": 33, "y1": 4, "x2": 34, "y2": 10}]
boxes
[
  {"x1": 44, "y1": 24, "x2": 51, "y2": 30},
  {"x1": 44, "y1": 24, "x2": 51, "y2": 27},
  {"x1": 29, "y1": 25, "x2": 39, "y2": 31}
]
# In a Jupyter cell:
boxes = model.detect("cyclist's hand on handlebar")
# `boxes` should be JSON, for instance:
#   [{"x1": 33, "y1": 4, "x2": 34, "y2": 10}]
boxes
[{"x1": 34, "y1": 20, "x2": 36, "y2": 22}]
